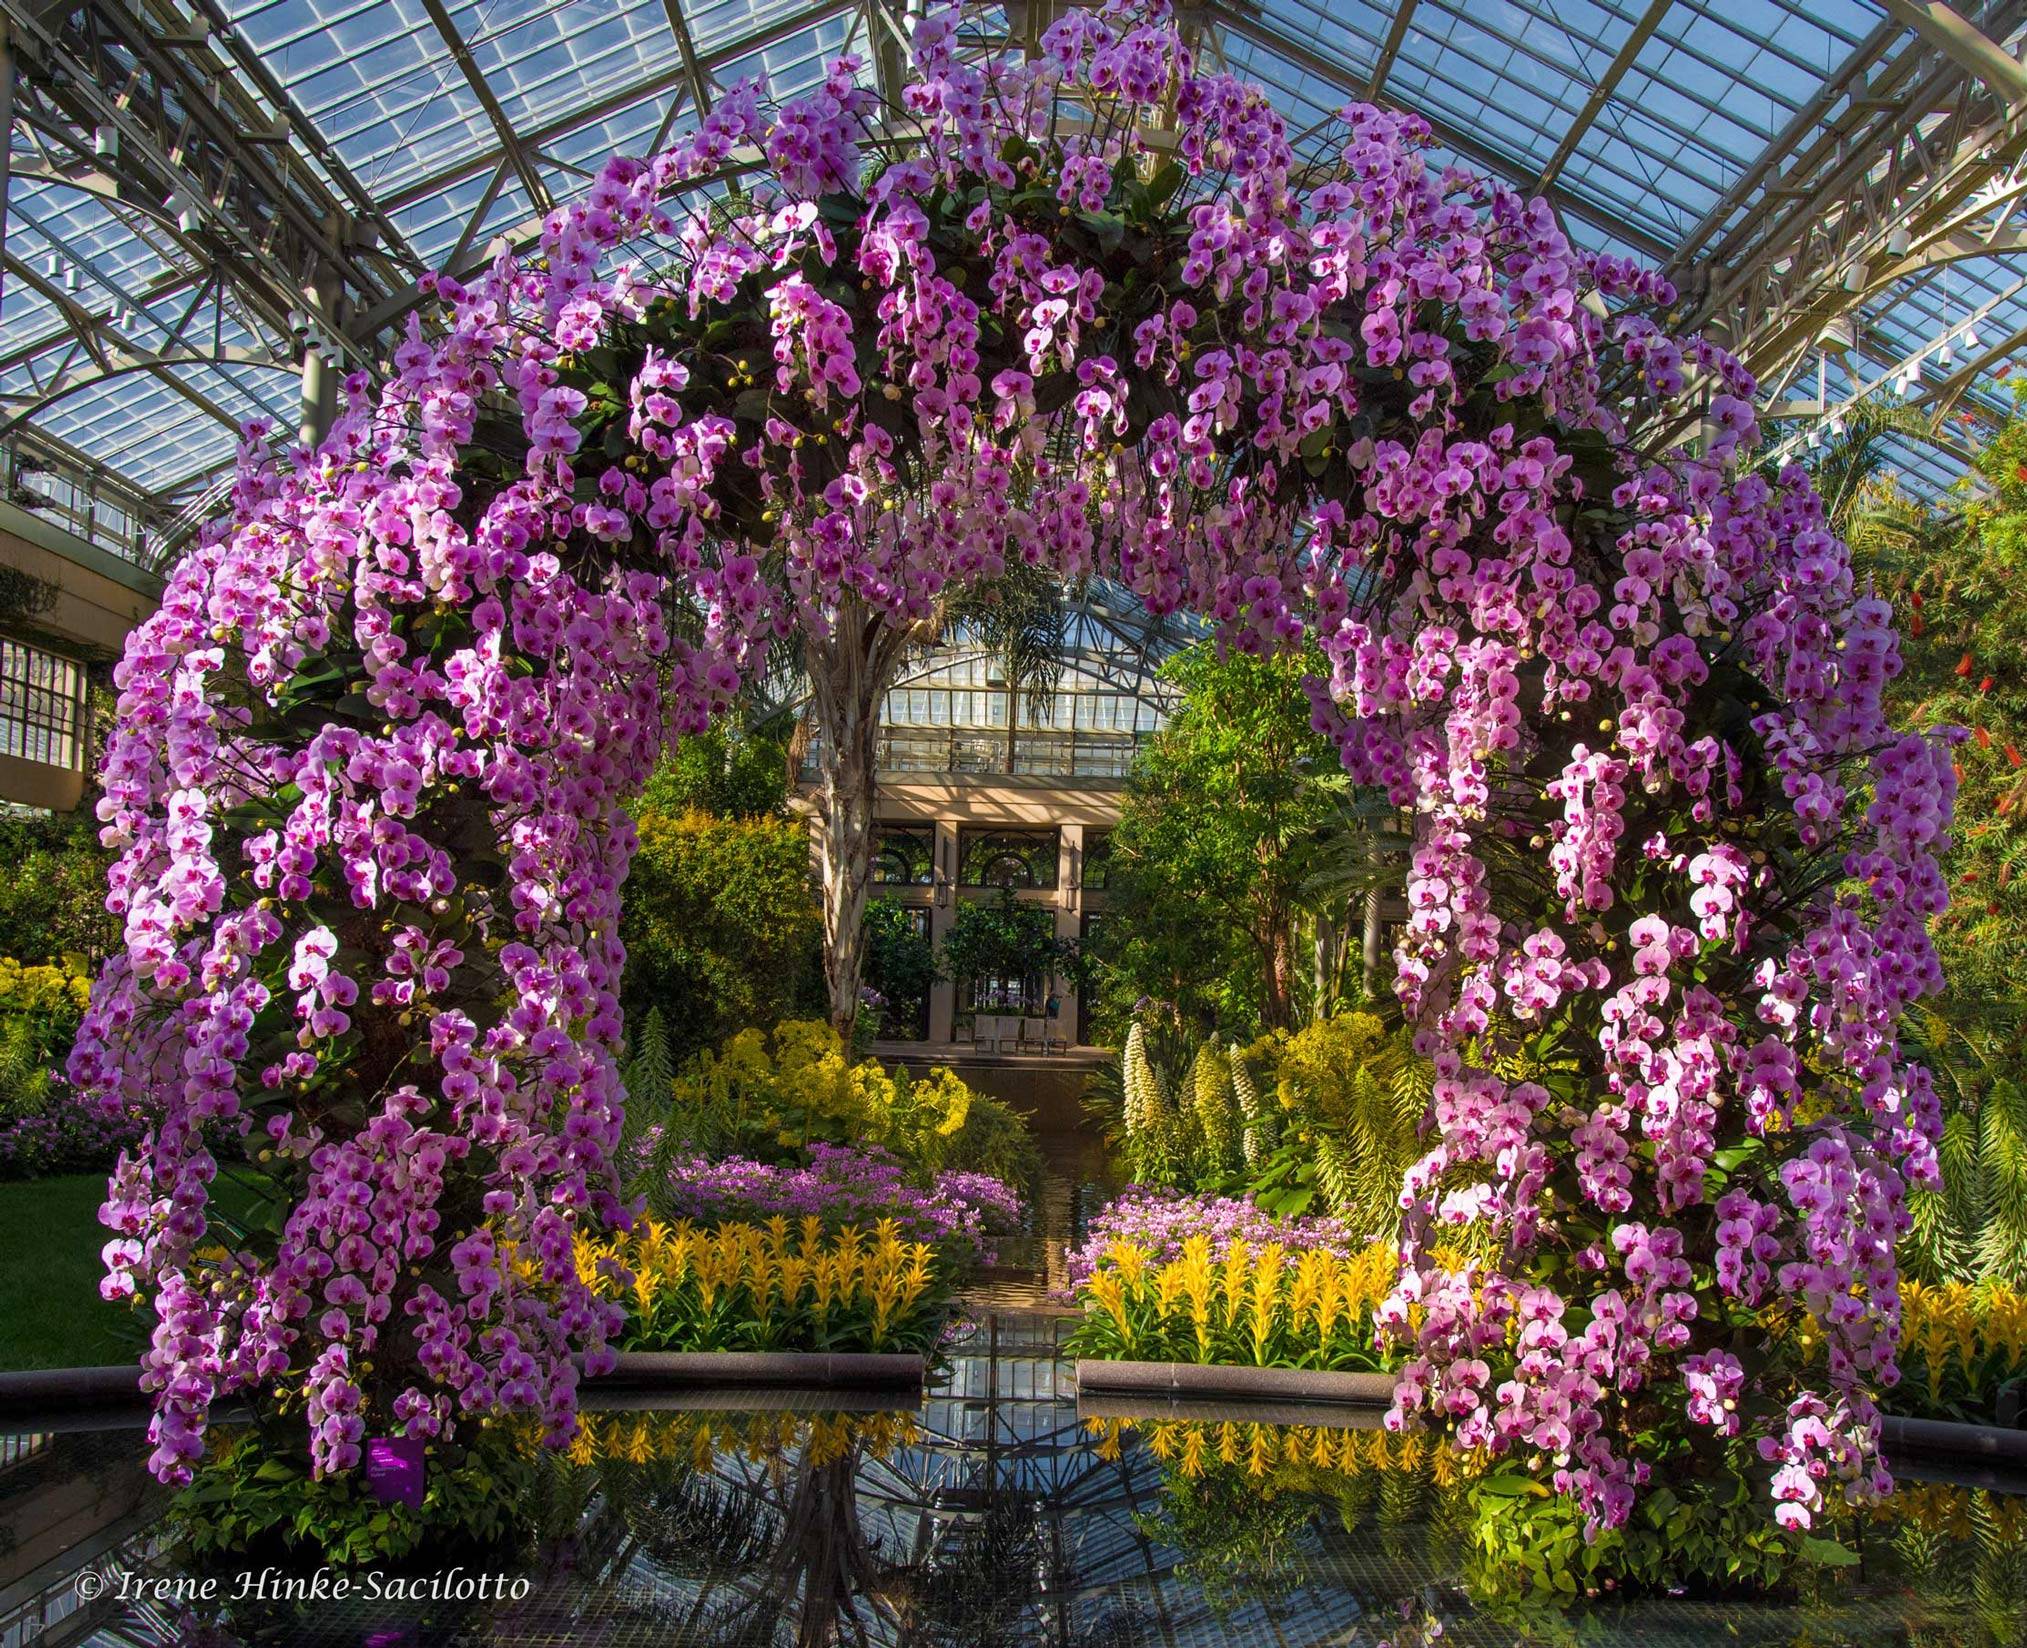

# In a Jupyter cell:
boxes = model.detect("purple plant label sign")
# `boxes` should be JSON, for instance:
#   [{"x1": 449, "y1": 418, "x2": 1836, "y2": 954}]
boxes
[{"x1": 364, "y1": 1435, "x2": 426, "y2": 1510}]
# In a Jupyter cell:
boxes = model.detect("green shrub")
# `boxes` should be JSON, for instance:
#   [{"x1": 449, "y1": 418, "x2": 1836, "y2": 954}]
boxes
[
  {"x1": 639, "y1": 1018, "x2": 1035, "y2": 1185},
  {"x1": 1240, "y1": 1013, "x2": 1427, "y2": 1239},
  {"x1": 172, "y1": 1425, "x2": 543, "y2": 1567},
  {"x1": 939, "y1": 1087, "x2": 1043, "y2": 1192},
  {"x1": 621, "y1": 807, "x2": 821, "y2": 1060},
  {"x1": 0, "y1": 957, "x2": 92, "y2": 1118},
  {"x1": 0, "y1": 814, "x2": 116, "y2": 967},
  {"x1": 1464, "y1": 1463, "x2": 1824, "y2": 1602},
  {"x1": 862, "y1": 897, "x2": 939, "y2": 1039}
]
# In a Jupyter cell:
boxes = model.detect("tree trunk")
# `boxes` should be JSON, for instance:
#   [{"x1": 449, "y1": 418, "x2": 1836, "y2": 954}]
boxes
[
  {"x1": 808, "y1": 601, "x2": 910, "y2": 1040},
  {"x1": 1362, "y1": 884, "x2": 1384, "y2": 999},
  {"x1": 1312, "y1": 908, "x2": 1335, "y2": 1022},
  {"x1": 1261, "y1": 906, "x2": 1295, "y2": 1031}
]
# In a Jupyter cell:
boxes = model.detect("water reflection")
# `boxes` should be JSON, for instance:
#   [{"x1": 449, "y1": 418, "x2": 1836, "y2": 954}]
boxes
[{"x1": 3, "y1": 1315, "x2": 2022, "y2": 1648}]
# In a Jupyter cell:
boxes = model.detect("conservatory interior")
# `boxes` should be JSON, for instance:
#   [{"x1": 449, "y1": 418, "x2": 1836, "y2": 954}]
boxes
[{"x1": 1, "y1": 0, "x2": 2026, "y2": 1644}]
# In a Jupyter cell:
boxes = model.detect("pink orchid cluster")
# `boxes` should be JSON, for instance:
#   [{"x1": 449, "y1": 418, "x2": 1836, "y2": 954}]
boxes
[{"x1": 73, "y1": 0, "x2": 1947, "y2": 1525}]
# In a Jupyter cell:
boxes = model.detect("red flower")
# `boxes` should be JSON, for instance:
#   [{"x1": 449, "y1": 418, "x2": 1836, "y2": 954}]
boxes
[{"x1": 1957, "y1": 651, "x2": 1976, "y2": 677}]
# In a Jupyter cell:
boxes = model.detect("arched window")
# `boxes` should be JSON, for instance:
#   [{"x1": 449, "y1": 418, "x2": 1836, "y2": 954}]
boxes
[
  {"x1": 958, "y1": 829, "x2": 1058, "y2": 889},
  {"x1": 871, "y1": 827, "x2": 935, "y2": 885}
]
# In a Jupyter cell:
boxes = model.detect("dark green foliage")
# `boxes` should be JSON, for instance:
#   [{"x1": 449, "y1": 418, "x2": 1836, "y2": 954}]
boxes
[
  {"x1": 1465, "y1": 1463, "x2": 1811, "y2": 1601},
  {"x1": 639, "y1": 727, "x2": 791, "y2": 818},
  {"x1": 621, "y1": 806, "x2": 822, "y2": 1061},
  {"x1": 0, "y1": 811, "x2": 117, "y2": 965},
  {"x1": 938, "y1": 1087, "x2": 1044, "y2": 1192},
  {"x1": 1901, "y1": 1014, "x2": 2027, "y2": 1288},
  {"x1": 1887, "y1": 1489, "x2": 2027, "y2": 1648},
  {"x1": 0, "y1": 1173, "x2": 143, "y2": 1369},
  {"x1": 616, "y1": 1005, "x2": 678, "y2": 1169},
  {"x1": 1976, "y1": 1063, "x2": 2027, "y2": 1287},
  {"x1": 1092, "y1": 644, "x2": 1347, "y2": 1042},
  {"x1": 1133, "y1": 1462, "x2": 1315, "y2": 1616},
  {"x1": 171, "y1": 1424, "x2": 544, "y2": 1567},
  {"x1": 1838, "y1": 405, "x2": 2027, "y2": 1289},
  {"x1": 939, "y1": 886, "x2": 1078, "y2": 997},
  {"x1": 862, "y1": 897, "x2": 938, "y2": 1038}
]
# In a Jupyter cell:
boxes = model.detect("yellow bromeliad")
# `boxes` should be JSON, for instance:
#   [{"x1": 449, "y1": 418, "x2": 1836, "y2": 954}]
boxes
[
  {"x1": 1069, "y1": 1237, "x2": 1401, "y2": 1371},
  {"x1": 1083, "y1": 1413, "x2": 1476, "y2": 1486},
  {"x1": 1897, "y1": 1280, "x2": 2027, "y2": 1402},
  {"x1": 1759, "y1": 1279, "x2": 2027, "y2": 1424},
  {"x1": 575, "y1": 1218, "x2": 946, "y2": 1355},
  {"x1": 563, "y1": 1408, "x2": 920, "y2": 1474}
]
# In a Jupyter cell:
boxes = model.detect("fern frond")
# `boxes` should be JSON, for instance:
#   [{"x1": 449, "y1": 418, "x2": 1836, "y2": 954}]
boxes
[
  {"x1": 1976, "y1": 1074, "x2": 2027, "y2": 1286},
  {"x1": 1314, "y1": 1131, "x2": 1357, "y2": 1218}
]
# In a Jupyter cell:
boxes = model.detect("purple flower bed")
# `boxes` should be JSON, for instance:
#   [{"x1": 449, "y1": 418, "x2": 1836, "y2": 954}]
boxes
[
  {"x1": 1063, "y1": 1187, "x2": 1361, "y2": 1293},
  {"x1": 0, "y1": 1092, "x2": 147, "y2": 1179},
  {"x1": 653, "y1": 1143, "x2": 1025, "y2": 1265}
]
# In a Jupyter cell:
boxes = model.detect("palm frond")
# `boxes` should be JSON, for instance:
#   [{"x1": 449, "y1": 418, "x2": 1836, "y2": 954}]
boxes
[{"x1": 945, "y1": 562, "x2": 1071, "y2": 716}]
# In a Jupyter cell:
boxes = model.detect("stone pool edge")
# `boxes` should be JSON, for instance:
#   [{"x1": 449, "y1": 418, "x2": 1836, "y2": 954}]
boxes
[
  {"x1": 1072, "y1": 1358, "x2": 1397, "y2": 1404},
  {"x1": 0, "y1": 1351, "x2": 925, "y2": 1430}
]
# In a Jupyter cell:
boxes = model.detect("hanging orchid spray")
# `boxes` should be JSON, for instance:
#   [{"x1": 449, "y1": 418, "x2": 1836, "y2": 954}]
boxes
[{"x1": 72, "y1": 0, "x2": 1949, "y2": 1536}]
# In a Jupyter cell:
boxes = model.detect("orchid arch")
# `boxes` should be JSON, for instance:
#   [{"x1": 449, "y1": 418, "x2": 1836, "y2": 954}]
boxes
[{"x1": 72, "y1": 0, "x2": 1951, "y2": 1541}]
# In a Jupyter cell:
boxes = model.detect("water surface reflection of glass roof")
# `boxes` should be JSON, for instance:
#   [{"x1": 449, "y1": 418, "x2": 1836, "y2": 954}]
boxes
[
  {"x1": 2, "y1": 0, "x2": 2020, "y2": 557},
  {"x1": 11, "y1": 1316, "x2": 2024, "y2": 1646}
]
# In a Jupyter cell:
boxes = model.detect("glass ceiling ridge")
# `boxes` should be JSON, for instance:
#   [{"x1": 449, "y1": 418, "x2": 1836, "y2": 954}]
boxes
[{"x1": 0, "y1": 0, "x2": 2016, "y2": 521}]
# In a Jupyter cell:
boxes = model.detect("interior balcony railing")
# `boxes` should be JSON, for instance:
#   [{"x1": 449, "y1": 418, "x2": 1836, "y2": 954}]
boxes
[
  {"x1": 0, "y1": 434, "x2": 159, "y2": 569},
  {"x1": 802, "y1": 725, "x2": 1153, "y2": 783}
]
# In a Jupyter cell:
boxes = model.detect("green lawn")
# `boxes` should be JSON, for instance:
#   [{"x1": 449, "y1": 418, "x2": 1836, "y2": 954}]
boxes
[{"x1": 0, "y1": 1172, "x2": 142, "y2": 1371}]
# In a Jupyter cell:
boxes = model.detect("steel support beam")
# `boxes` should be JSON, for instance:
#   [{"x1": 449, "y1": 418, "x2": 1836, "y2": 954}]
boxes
[
  {"x1": 0, "y1": 254, "x2": 280, "y2": 437},
  {"x1": 0, "y1": 0, "x2": 377, "y2": 369},
  {"x1": 87, "y1": 0, "x2": 388, "y2": 302},
  {"x1": 1676, "y1": 0, "x2": 2027, "y2": 389},
  {"x1": 1367, "y1": 0, "x2": 1419, "y2": 98},
  {"x1": 1667, "y1": 17, "x2": 1902, "y2": 270},
  {"x1": 375, "y1": 0, "x2": 857, "y2": 217},
  {"x1": 1204, "y1": 0, "x2": 1674, "y2": 259},
  {"x1": 0, "y1": 15, "x2": 14, "y2": 313},
  {"x1": 1877, "y1": 0, "x2": 2027, "y2": 103},
  {"x1": 297, "y1": 265, "x2": 341, "y2": 448},
  {"x1": 1535, "y1": 0, "x2": 1675, "y2": 191},
  {"x1": 186, "y1": 0, "x2": 423, "y2": 275},
  {"x1": 661, "y1": 0, "x2": 715, "y2": 116},
  {"x1": 418, "y1": 0, "x2": 553, "y2": 216}
]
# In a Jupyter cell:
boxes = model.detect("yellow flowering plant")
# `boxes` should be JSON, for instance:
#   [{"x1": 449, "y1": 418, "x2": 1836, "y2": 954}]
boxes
[
  {"x1": 577, "y1": 1216, "x2": 950, "y2": 1355},
  {"x1": 1094, "y1": 1412, "x2": 1475, "y2": 1618},
  {"x1": 1885, "y1": 1281, "x2": 2027, "y2": 1423},
  {"x1": 562, "y1": 1408, "x2": 920, "y2": 1475},
  {"x1": 1064, "y1": 1235, "x2": 1398, "y2": 1371},
  {"x1": 647, "y1": 1019, "x2": 1036, "y2": 1182},
  {"x1": 0, "y1": 955, "x2": 93, "y2": 1117},
  {"x1": 1087, "y1": 1412, "x2": 1471, "y2": 1489},
  {"x1": 1761, "y1": 1280, "x2": 2027, "y2": 1424}
]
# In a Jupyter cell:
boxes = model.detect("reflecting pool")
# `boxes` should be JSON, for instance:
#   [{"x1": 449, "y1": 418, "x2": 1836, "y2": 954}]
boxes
[{"x1": 4, "y1": 1313, "x2": 2022, "y2": 1648}]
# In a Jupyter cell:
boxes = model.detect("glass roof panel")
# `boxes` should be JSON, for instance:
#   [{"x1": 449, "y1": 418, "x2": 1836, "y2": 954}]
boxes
[
  {"x1": 463, "y1": 0, "x2": 679, "y2": 132},
  {"x1": 227, "y1": 0, "x2": 500, "y2": 196},
  {"x1": 384, "y1": 168, "x2": 536, "y2": 270},
  {"x1": 2, "y1": 0, "x2": 2016, "y2": 519}
]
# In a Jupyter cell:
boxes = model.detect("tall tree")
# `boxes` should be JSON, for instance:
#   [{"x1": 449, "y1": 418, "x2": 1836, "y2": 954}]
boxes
[
  {"x1": 803, "y1": 569, "x2": 1065, "y2": 1036},
  {"x1": 1106, "y1": 646, "x2": 1343, "y2": 1035}
]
